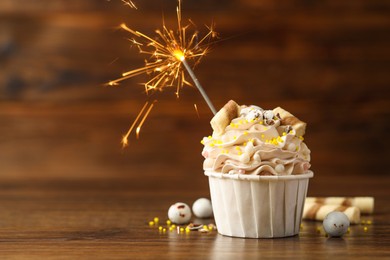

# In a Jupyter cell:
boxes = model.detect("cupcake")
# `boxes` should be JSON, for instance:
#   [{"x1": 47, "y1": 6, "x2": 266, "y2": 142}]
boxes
[{"x1": 201, "y1": 100, "x2": 313, "y2": 238}]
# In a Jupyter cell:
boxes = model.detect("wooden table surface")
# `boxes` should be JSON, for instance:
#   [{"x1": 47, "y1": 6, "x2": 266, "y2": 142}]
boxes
[
  {"x1": 0, "y1": 175, "x2": 388, "y2": 259},
  {"x1": 1, "y1": 0, "x2": 390, "y2": 258}
]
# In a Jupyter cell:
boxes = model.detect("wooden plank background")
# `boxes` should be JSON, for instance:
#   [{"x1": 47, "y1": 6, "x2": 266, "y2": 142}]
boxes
[{"x1": 0, "y1": 0, "x2": 389, "y2": 192}]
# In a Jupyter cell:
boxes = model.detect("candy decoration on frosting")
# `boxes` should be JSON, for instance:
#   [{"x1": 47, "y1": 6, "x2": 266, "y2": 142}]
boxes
[
  {"x1": 210, "y1": 100, "x2": 240, "y2": 135},
  {"x1": 273, "y1": 107, "x2": 307, "y2": 137}
]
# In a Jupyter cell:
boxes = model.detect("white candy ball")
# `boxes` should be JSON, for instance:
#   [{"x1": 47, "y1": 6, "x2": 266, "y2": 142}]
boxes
[
  {"x1": 245, "y1": 109, "x2": 262, "y2": 122},
  {"x1": 323, "y1": 211, "x2": 350, "y2": 237},
  {"x1": 192, "y1": 198, "x2": 213, "y2": 218},
  {"x1": 263, "y1": 110, "x2": 274, "y2": 121},
  {"x1": 168, "y1": 202, "x2": 192, "y2": 224},
  {"x1": 240, "y1": 106, "x2": 263, "y2": 117}
]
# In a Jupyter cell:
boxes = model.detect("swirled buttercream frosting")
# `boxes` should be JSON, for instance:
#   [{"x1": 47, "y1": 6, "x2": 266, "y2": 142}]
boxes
[{"x1": 201, "y1": 100, "x2": 311, "y2": 176}]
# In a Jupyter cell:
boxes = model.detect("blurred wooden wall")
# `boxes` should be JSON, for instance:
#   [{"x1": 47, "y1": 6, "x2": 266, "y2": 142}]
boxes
[{"x1": 0, "y1": 0, "x2": 389, "y2": 187}]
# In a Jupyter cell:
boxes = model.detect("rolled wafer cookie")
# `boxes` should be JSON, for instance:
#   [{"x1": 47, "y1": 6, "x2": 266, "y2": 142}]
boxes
[
  {"x1": 273, "y1": 107, "x2": 306, "y2": 137},
  {"x1": 303, "y1": 202, "x2": 361, "y2": 224},
  {"x1": 210, "y1": 100, "x2": 240, "y2": 135},
  {"x1": 306, "y1": 197, "x2": 374, "y2": 214}
]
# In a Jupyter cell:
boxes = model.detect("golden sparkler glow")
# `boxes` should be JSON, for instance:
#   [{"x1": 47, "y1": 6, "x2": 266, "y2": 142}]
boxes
[
  {"x1": 110, "y1": 0, "x2": 217, "y2": 147},
  {"x1": 121, "y1": 0, "x2": 137, "y2": 9},
  {"x1": 194, "y1": 103, "x2": 200, "y2": 118},
  {"x1": 108, "y1": 1, "x2": 216, "y2": 96}
]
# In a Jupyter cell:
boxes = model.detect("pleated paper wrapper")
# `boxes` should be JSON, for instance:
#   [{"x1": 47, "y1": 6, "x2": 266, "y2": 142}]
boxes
[{"x1": 205, "y1": 171, "x2": 313, "y2": 238}]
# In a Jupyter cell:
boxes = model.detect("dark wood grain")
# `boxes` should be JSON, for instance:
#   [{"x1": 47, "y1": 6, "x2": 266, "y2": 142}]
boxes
[
  {"x1": 0, "y1": 179, "x2": 388, "y2": 259},
  {"x1": 0, "y1": 0, "x2": 389, "y2": 258}
]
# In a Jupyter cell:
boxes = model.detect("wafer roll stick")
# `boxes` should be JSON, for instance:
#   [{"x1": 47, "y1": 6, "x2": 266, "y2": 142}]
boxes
[
  {"x1": 273, "y1": 107, "x2": 306, "y2": 137},
  {"x1": 210, "y1": 100, "x2": 240, "y2": 135},
  {"x1": 306, "y1": 197, "x2": 374, "y2": 214},
  {"x1": 303, "y1": 202, "x2": 361, "y2": 224}
]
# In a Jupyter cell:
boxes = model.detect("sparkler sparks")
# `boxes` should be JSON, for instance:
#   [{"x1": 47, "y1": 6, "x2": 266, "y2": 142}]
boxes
[
  {"x1": 121, "y1": 0, "x2": 137, "y2": 9},
  {"x1": 110, "y1": 0, "x2": 217, "y2": 147}
]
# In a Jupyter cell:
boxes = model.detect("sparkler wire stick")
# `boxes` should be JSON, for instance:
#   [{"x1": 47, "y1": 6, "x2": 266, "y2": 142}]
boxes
[{"x1": 181, "y1": 59, "x2": 216, "y2": 115}]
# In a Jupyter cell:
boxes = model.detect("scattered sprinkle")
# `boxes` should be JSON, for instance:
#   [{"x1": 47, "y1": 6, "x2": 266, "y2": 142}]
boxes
[
  {"x1": 208, "y1": 224, "x2": 216, "y2": 231},
  {"x1": 186, "y1": 223, "x2": 203, "y2": 230},
  {"x1": 364, "y1": 226, "x2": 368, "y2": 232},
  {"x1": 149, "y1": 218, "x2": 217, "y2": 235}
]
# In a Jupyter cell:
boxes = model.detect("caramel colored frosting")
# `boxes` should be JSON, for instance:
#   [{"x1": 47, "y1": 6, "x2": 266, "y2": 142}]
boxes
[{"x1": 201, "y1": 104, "x2": 311, "y2": 175}]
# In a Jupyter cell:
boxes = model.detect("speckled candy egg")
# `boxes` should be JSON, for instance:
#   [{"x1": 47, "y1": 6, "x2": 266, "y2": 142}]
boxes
[
  {"x1": 192, "y1": 198, "x2": 213, "y2": 218},
  {"x1": 323, "y1": 211, "x2": 350, "y2": 237},
  {"x1": 168, "y1": 202, "x2": 192, "y2": 224}
]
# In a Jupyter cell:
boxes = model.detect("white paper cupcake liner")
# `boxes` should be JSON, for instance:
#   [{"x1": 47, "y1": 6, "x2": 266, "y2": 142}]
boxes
[{"x1": 205, "y1": 171, "x2": 313, "y2": 238}]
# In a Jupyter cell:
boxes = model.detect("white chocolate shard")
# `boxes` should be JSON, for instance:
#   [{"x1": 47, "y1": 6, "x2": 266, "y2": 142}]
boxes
[
  {"x1": 303, "y1": 202, "x2": 361, "y2": 224},
  {"x1": 273, "y1": 107, "x2": 306, "y2": 137},
  {"x1": 306, "y1": 197, "x2": 374, "y2": 214},
  {"x1": 210, "y1": 100, "x2": 240, "y2": 135}
]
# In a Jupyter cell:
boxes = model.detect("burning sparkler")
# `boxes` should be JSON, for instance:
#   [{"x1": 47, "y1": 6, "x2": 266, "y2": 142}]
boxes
[{"x1": 109, "y1": 0, "x2": 217, "y2": 147}]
